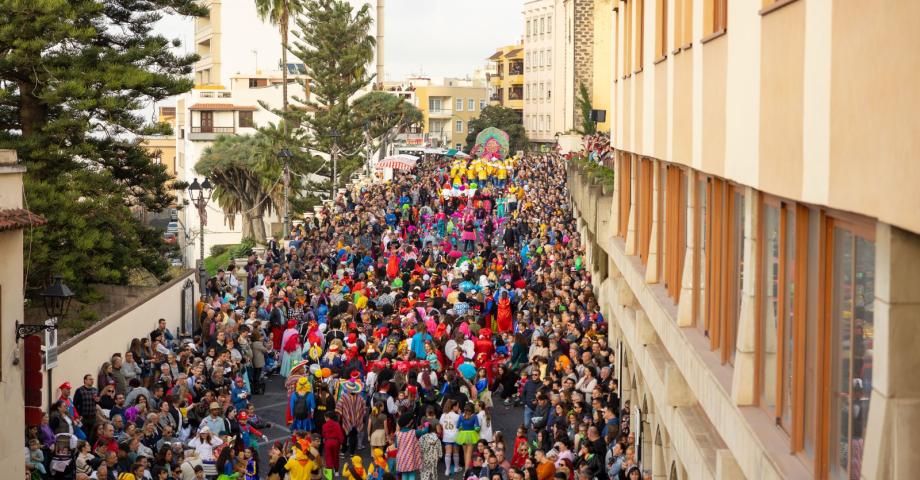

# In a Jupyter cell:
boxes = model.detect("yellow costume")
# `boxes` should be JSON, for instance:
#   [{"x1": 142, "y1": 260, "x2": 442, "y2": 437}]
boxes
[
  {"x1": 367, "y1": 448, "x2": 389, "y2": 480},
  {"x1": 343, "y1": 455, "x2": 367, "y2": 480},
  {"x1": 285, "y1": 443, "x2": 322, "y2": 480}
]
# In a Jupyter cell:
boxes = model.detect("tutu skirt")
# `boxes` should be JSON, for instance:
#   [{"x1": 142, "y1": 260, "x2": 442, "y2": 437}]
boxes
[
  {"x1": 455, "y1": 429, "x2": 480, "y2": 445},
  {"x1": 461, "y1": 231, "x2": 476, "y2": 241}
]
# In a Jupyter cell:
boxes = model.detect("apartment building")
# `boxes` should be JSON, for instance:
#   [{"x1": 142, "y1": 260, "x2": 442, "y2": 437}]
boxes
[
  {"x1": 193, "y1": 0, "x2": 378, "y2": 88},
  {"x1": 488, "y1": 43, "x2": 525, "y2": 116},
  {"x1": 523, "y1": 0, "x2": 556, "y2": 143},
  {"x1": 569, "y1": 1, "x2": 920, "y2": 479},
  {"x1": 411, "y1": 78, "x2": 488, "y2": 150}
]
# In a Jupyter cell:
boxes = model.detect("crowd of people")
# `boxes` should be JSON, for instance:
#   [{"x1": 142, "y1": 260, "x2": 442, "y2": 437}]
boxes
[{"x1": 24, "y1": 150, "x2": 645, "y2": 480}]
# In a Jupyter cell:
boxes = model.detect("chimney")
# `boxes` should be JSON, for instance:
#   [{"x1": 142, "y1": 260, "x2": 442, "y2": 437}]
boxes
[{"x1": 376, "y1": 0, "x2": 385, "y2": 87}]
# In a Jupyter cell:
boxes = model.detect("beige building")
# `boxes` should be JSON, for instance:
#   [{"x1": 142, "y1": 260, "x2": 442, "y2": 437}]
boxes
[
  {"x1": 412, "y1": 78, "x2": 489, "y2": 150},
  {"x1": 141, "y1": 106, "x2": 179, "y2": 177},
  {"x1": 0, "y1": 150, "x2": 45, "y2": 479},
  {"x1": 568, "y1": 1, "x2": 920, "y2": 479}
]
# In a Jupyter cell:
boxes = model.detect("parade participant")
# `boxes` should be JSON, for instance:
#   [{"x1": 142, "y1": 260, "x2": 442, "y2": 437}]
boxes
[
  {"x1": 236, "y1": 411, "x2": 267, "y2": 449},
  {"x1": 343, "y1": 455, "x2": 367, "y2": 480},
  {"x1": 394, "y1": 413, "x2": 428, "y2": 480},
  {"x1": 289, "y1": 377, "x2": 316, "y2": 432},
  {"x1": 418, "y1": 426, "x2": 443, "y2": 480},
  {"x1": 321, "y1": 412, "x2": 345, "y2": 477},
  {"x1": 366, "y1": 448, "x2": 389, "y2": 480},
  {"x1": 456, "y1": 403, "x2": 481, "y2": 471}
]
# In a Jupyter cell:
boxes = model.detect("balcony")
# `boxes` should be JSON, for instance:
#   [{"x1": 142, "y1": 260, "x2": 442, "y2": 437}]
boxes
[
  {"x1": 189, "y1": 125, "x2": 235, "y2": 141},
  {"x1": 490, "y1": 92, "x2": 502, "y2": 102},
  {"x1": 428, "y1": 109, "x2": 453, "y2": 118}
]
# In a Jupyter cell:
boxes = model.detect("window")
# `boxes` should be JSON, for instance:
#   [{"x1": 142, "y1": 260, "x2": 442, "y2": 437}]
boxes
[
  {"x1": 238, "y1": 110, "x2": 254, "y2": 128},
  {"x1": 480, "y1": 99, "x2": 486, "y2": 110},
  {"x1": 624, "y1": 0, "x2": 633, "y2": 73},
  {"x1": 539, "y1": 83, "x2": 544, "y2": 100},
  {"x1": 824, "y1": 219, "x2": 874, "y2": 480},
  {"x1": 705, "y1": 0, "x2": 727, "y2": 36},
  {"x1": 656, "y1": 0, "x2": 668, "y2": 59},
  {"x1": 545, "y1": 115, "x2": 550, "y2": 132},
  {"x1": 526, "y1": 84, "x2": 530, "y2": 101},
  {"x1": 663, "y1": 165, "x2": 688, "y2": 301},
  {"x1": 540, "y1": 17, "x2": 545, "y2": 34},
  {"x1": 547, "y1": 85, "x2": 552, "y2": 100},
  {"x1": 456, "y1": 98, "x2": 463, "y2": 111},
  {"x1": 527, "y1": 20, "x2": 532, "y2": 37},
  {"x1": 547, "y1": 15, "x2": 552, "y2": 33},
  {"x1": 547, "y1": 49, "x2": 552, "y2": 67},
  {"x1": 758, "y1": 198, "x2": 808, "y2": 440},
  {"x1": 618, "y1": 153, "x2": 632, "y2": 237},
  {"x1": 455, "y1": 120, "x2": 463, "y2": 133},
  {"x1": 637, "y1": 158, "x2": 655, "y2": 263},
  {"x1": 700, "y1": 177, "x2": 745, "y2": 363},
  {"x1": 468, "y1": 99, "x2": 475, "y2": 111},
  {"x1": 429, "y1": 98, "x2": 442, "y2": 111}
]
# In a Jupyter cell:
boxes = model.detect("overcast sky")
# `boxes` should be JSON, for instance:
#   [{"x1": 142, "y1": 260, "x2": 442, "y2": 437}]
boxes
[{"x1": 155, "y1": 0, "x2": 524, "y2": 81}]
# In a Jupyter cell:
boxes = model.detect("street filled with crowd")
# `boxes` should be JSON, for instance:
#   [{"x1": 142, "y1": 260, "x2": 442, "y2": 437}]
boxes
[{"x1": 26, "y1": 152, "x2": 644, "y2": 480}]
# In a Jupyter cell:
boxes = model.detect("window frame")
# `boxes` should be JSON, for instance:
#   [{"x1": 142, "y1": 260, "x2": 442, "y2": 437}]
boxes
[
  {"x1": 817, "y1": 214, "x2": 875, "y2": 479},
  {"x1": 663, "y1": 164, "x2": 688, "y2": 301},
  {"x1": 455, "y1": 120, "x2": 463, "y2": 133},
  {"x1": 455, "y1": 98, "x2": 463, "y2": 111},
  {"x1": 468, "y1": 99, "x2": 475, "y2": 111},
  {"x1": 238, "y1": 110, "x2": 254, "y2": 128},
  {"x1": 755, "y1": 196, "x2": 809, "y2": 446},
  {"x1": 656, "y1": 0, "x2": 669, "y2": 60},
  {"x1": 618, "y1": 153, "x2": 633, "y2": 237},
  {"x1": 637, "y1": 157, "x2": 655, "y2": 264}
]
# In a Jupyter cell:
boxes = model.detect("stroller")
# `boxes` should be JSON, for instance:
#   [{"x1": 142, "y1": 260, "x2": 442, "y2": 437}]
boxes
[{"x1": 48, "y1": 433, "x2": 76, "y2": 479}]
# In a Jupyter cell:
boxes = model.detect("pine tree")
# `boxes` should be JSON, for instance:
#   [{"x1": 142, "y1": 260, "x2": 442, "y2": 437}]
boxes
[
  {"x1": 465, "y1": 106, "x2": 528, "y2": 153},
  {"x1": 288, "y1": 0, "x2": 375, "y2": 195},
  {"x1": 0, "y1": 0, "x2": 205, "y2": 296}
]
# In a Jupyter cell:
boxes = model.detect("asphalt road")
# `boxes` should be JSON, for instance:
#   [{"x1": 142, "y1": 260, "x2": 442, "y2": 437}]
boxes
[{"x1": 250, "y1": 373, "x2": 524, "y2": 479}]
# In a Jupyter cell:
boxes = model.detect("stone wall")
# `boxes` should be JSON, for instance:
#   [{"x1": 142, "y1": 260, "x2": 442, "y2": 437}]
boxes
[
  {"x1": 44, "y1": 271, "x2": 196, "y2": 411},
  {"x1": 573, "y1": 0, "x2": 595, "y2": 127}
]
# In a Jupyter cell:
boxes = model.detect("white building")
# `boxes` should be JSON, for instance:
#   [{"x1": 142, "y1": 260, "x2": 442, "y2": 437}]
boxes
[
  {"x1": 523, "y1": 0, "x2": 558, "y2": 143},
  {"x1": 193, "y1": 0, "x2": 379, "y2": 88}
]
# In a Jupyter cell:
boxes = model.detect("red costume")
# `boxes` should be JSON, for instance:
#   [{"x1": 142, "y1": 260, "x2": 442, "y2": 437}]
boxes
[
  {"x1": 322, "y1": 417, "x2": 345, "y2": 471},
  {"x1": 496, "y1": 297, "x2": 513, "y2": 333}
]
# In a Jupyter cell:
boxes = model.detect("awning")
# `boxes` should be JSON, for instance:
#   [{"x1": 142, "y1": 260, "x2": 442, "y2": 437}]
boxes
[
  {"x1": 376, "y1": 158, "x2": 415, "y2": 171},
  {"x1": 504, "y1": 48, "x2": 523, "y2": 58},
  {"x1": 189, "y1": 103, "x2": 259, "y2": 111},
  {"x1": 488, "y1": 50, "x2": 504, "y2": 61}
]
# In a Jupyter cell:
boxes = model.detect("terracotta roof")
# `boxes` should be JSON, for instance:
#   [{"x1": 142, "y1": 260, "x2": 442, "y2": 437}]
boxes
[
  {"x1": 488, "y1": 51, "x2": 504, "y2": 61},
  {"x1": 0, "y1": 208, "x2": 46, "y2": 232},
  {"x1": 189, "y1": 103, "x2": 258, "y2": 111},
  {"x1": 505, "y1": 48, "x2": 523, "y2": 58}
]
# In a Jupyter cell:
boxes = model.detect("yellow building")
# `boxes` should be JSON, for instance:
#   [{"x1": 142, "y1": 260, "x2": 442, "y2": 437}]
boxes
[
  {"x1": 412, "y1": 79, "x2": 489, "y2": 150},
  {"x1": 488, "y1": 43, "x2": 524, "y2": 114},
  {"x1": 591, "y1": 0, "x2": 612, "y2": 132},
  {"x1": 140, "y1": 106, "x2": 178, "y2": 177},
  {"x1": 568, "y1": 2, "x2": 920, "y2": 480}
]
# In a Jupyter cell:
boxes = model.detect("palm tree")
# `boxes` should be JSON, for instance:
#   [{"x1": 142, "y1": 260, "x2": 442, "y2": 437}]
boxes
[{"x1": 254, "y1": 0, "x2": 305, "y2": 113}]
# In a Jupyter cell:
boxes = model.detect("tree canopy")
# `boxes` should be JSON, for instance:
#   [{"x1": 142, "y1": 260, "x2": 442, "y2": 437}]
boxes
[
  {"x1": 352, "y1": 91, "x2": 423, "y2": 162},
  {"x1": 0, "y1": 0, "x2": 204, "y2": 297},
  {"x1": 288, "y1": 0, "x2": 375, "y2": 195},
  {"x1": 577, "y1": 82, "x2": 597, "y2": 135},
  {"x1": 465, "y1": 106, "x2": 527, "y2": 154}
]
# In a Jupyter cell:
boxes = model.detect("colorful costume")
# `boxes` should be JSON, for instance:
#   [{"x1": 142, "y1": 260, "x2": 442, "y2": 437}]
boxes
[
  {"x1": 418, "y1": 431, "x2": 443, "y2": 480},
  {"x1": 289, "y1": 377, "x2": 316, "y2": 431},
  {"x1": 367, "y1": 448, "x2": 389, "y2": 480},
  {"x1": 237, "y1": 411, "x2": 265, "y2": 448},
  {"x1": 343, "y1": 455, "x2": 367, "y2": 480},
  {"x1": 285, "y1": 440, "x2": 322, "y2": 480}
]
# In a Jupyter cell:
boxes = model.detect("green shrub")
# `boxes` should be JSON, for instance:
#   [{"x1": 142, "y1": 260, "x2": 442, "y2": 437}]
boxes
[{"x1": 210, "y1": 244, "x2": 231, "y2": 257}]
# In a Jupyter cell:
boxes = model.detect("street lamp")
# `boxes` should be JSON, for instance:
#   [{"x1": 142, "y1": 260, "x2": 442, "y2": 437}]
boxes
[
  {"x1": 277, "y1": 148, "x2": 294, "y2": 237},
  {"x1": 16, "y1": 275, "x2": 73, "y2": 340},
  {"x1": 327, "y1": 129, "x2": 343, "y2": 203},
  {"x1": 187, "y1": 177, "x2": 213, "y2": 296}
]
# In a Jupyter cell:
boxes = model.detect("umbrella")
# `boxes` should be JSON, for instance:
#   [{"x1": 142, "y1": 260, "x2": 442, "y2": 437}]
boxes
[
  {"x1": 454, "y1": 151, "x2": 471, "y2": 159},
  {"x1": 446, "y1": 148, "x2": 459, "y2": 157},
  {"x1": 457, "y1": 362, "x2": 476, "y2": 380},
  {"x1": 376, "y1": 158, "x2": 415, "y2": 170},
  {"x1": 394, "y1": 154, "x2": 420, "y2": 162}
]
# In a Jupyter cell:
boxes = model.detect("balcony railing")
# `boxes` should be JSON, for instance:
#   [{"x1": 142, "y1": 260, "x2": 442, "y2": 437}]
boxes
[
  {"x1": 490, "y1": 93, "x2": 502, "y2": 102},
  {"x1": 191, "y1": 126, "x2": 235, "y2": 134},
  {"x1": 508, "y1": 91, "x2": 524, "y2": 101}
]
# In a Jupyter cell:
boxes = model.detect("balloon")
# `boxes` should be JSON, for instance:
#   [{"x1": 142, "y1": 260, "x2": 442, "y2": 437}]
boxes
[
  {"x1": 457, "y1": 363, "x2": 476, "y2": 380},
  {"x1": 309, "y1": 364, "x2": 320, "y2": 375}
]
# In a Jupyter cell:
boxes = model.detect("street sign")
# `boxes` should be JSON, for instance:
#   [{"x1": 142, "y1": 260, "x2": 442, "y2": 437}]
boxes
[{"x1": 43, "y1": 319, "x2": 58, "y2": 370}]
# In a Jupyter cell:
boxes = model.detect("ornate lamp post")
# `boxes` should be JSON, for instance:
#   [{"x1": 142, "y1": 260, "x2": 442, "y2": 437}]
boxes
[
  {"x1": 187, "y1": 177, "x2": 213, "y2": 296},
  {"x1": 277, "y1": 148, "x2": 294, "y2": 237},
  {"x1": 17, "y1": 275, "x2": 73, "y2": 340}
]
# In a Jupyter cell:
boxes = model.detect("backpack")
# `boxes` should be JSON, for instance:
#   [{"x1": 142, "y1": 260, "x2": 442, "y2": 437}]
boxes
[{"x1": 293, "y1": 394, "x2": 309, "y2": 419}]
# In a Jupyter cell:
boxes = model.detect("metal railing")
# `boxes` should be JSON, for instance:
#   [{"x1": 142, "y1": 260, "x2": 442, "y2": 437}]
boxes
[{"x1": 191, "y1": 126, "x2": 235, "y2": 134}]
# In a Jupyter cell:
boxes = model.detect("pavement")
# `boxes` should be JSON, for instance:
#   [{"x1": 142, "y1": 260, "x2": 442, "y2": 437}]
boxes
[{"x1": 250, "y1": 373, "x2": 524, "y2": 479}]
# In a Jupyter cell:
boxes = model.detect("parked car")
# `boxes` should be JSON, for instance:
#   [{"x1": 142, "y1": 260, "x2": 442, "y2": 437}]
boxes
[
  {"x1": 162, "y1": 232, "x2": 177, "y2": 244},
  {"x1": 166, "y1": 221, "x2": 179, "y2": 234}
]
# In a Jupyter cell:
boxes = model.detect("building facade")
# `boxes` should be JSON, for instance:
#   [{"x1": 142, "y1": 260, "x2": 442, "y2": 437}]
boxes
[
  {"x1": 193, "y1": 0, "x2": 378, "y2": 88},
  {"x1": 0, "y1": 150, "x2": 44, "y2": 480},
  {"x1": 411, "y1": 78, "x2": 488, "y2": 150},
  {"x1": 523, "y1": 0, "x2": 557, "y2": 143},
  {"x1": 488, "y1": 43, "x2": 525, "y2": 115},
  {"x1": 567, "y1": 1, "x2": 920, "y2": 479}
]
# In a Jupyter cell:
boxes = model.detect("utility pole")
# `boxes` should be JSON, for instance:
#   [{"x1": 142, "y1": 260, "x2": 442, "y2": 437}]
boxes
[
  {"x1": 277, "y1": 148, "x2": 294, "y2": 237},
  {"x1": 328, "y1": 129, "x2": 342, "y2": 204}
]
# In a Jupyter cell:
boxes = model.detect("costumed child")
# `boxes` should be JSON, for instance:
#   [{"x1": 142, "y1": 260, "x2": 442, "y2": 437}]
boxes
[
  {"x1": 321, "y1": 412, "x2": 345, "y2": 479},
  {"x1": 289, "y1": 377, "x2": 316, "y2": 432},
  {"x1": 243, "y1": 447, "x2": 259, "y2": 480},
  {"x1": 367, "y1": 448, "x2": 389, "y2": 480},
  {"x1": 418, "y1": 426, "x2": 443, "y2": 480},
  {"x1": 455, "y1": 403, "x2": 481, "y2": 471},
  {"x1": 284, "y1": 436, "x2": 323, "y2": 480},
  {"x1": 343, "y1": 455, "x2": 367, "y2": 480},
  {"x1": 237, "y1": 411, "x2": 267, "y2": 448},
  {"x1": 394, "y1": 413, "x2": 428, "y2": 480},
  {"x1": 280, "y1": 320, "x2": 303, "y2": 378}
]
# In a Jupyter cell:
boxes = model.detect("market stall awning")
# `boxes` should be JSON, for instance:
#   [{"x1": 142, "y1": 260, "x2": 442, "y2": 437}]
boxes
[{"x1": 376, "y1": 158, "x2": 415, "y2": 170}]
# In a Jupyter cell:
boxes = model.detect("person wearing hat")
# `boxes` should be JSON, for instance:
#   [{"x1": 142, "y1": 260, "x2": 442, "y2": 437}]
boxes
[
  {"x1": 336, "y1": 376, "x2": 367, "y2": 457},
  {"x1": 289, "y1": 377, "x2": 316, "y2": 432},
  {"x1": 200, "y1": 402, "x2": 225, "y2": 438},
  {"x1": 187, "y1": 426, "x2": 222, "y2": 462}
]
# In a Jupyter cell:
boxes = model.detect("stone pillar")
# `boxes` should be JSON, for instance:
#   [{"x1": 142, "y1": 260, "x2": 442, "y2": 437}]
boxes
[
  {"x1": 610, "y1": 153, "x2": 621, "y2": 238},
  {"x1": 646, "y1": 162, "x2": 661, "y2": 283},
  {"x1": 860, "y1": 224, "x2": 920, "y2": 479},
  {"x1": 732, "y1": 188, "x2": 758, "y2": 406}
]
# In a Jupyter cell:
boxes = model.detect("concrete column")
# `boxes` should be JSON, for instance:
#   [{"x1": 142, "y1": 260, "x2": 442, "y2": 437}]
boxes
[
  {"x1": 860, "y1": 224, "x2": 920, "y2": 479},
  {"x1": 676, "y1": 171, "x2": 697, "y2": 327},
  {"x1": 646, "y1": 161, "x2": 661, "y2": 283},
  {"x1": 732, "y1": 188, "x2": 759, "y2": 406},
  {"x1": 611, "y1": 153, "x2": 621, "y2": 237}
]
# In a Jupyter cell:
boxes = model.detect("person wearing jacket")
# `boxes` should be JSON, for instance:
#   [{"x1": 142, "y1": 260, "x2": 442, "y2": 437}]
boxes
[
  {"x1": 521, "y1": 370, "x2": 542, "y2": 432},
  {"x1": 250, "y1": 330, "x2": 269, "y2": 394}
]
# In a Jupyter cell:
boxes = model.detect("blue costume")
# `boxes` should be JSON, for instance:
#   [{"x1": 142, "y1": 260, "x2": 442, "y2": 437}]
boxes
[{"x1": 289, "y1": 390, "x2": 316, "y2": 432}]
